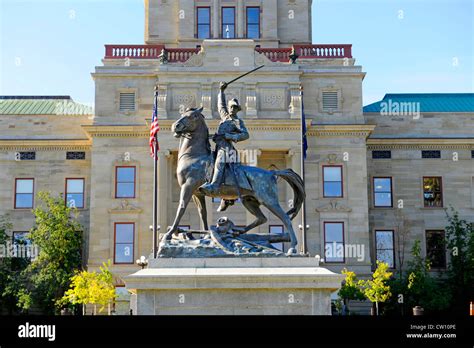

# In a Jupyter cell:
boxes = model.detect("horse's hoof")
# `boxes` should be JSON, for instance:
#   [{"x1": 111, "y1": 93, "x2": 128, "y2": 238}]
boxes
[
  {"x1": 184, "y1": 233, "x2": 195, "y2": 240},
  {"x1": 167, "y1": 226, "x2": 179, "y2": 236}
]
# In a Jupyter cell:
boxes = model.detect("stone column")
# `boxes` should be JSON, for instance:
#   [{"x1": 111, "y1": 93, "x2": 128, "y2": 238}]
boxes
[
  {"x1": 289, "y1": 84, "x2": 302, "y2": 119},
  {"x1": 237, "y1": 0, "x2": 244, "y2": 38},
  {"x1": 245, "y1": 83, "x2": 258, "y2": 118},
  {"x1": 158, "y1": 150, "x2": 172, "y2": 234},
  {"x1": 287, "y1": 147, "x2": 303, "y2": 246},
  {"x1": 157, "y1": 84, "x2": 168, "y2": 119},
  {"x1": 201, "y1": 84, "x2": 213, "y2": 119},
  {"x1": 212, "y1": 0, "x2": 220, "y2": 38},
  {"x1": 178, "y1": 0, "x2": 194, "y2": 41}
]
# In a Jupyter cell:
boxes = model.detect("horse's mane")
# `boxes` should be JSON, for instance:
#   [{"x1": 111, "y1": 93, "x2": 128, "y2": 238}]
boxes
[
  {"x1": 197, "y1": 111, "x2": 212, "y2": 155},
  {"x1": 181, "y1": 108, "x2": 212, "y2": 155}
]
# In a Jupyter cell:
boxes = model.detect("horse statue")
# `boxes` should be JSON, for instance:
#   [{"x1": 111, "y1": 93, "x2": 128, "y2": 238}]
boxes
[{"x1": 163, "y1": 107, "x2": 305, "y2": 254}]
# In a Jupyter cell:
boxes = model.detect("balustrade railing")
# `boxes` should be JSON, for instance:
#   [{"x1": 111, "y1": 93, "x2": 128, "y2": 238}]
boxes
[{"x1": 104, "y1": 44, "x2": 352, "y2": 63}]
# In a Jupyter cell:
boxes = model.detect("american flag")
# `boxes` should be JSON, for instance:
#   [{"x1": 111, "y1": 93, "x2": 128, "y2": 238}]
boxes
[{"x1": 149, "y1": 90, "x2": 160, "y2": 159}]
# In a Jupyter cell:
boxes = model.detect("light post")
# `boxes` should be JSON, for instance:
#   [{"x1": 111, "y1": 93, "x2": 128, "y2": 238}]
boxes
[
  {"x1": 136, "y1": 255, "x2": 148, "y2": 269},
  {"x1": 298, "y1": 224, "x2": 310, "y2": 255}
]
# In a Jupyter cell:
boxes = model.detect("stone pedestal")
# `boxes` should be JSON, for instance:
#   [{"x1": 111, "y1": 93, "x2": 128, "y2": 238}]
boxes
[{"x1": 125, "y1": 258, "x2": 344, "y2": 315}]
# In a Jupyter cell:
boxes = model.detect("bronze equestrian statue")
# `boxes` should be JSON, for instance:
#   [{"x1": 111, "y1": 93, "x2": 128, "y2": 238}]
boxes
[
  {"x1": 199, "y1": 81, "x2": 250, "y2": 212},
  {"x1": 163, "y1": 83, "x2": 305, "y2": 254}
]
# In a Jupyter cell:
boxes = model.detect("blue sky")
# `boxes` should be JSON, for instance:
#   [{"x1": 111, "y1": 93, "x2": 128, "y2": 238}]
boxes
[{"x1": 0, "y1": 0, "x2": 472, "y2": 106}]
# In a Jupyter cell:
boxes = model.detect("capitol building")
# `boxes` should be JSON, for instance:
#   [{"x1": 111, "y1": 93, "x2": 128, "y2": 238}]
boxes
[{"x1": 1, "y1": 0, "x2": 473, "y2": 314}]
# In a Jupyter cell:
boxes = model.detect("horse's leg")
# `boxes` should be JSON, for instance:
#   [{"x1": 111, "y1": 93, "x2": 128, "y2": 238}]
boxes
[
  {"x1": 241, "y1": 196, "x2": 267, "y2": 233},
  {"x1": 262, "y1": 201, "x2": 298, "y2": 255},
  {"x1": 165, "y1": 182, "x2": 195, "y2": 240},
  {"x1": 192, "y1": 194, "x2": 208, "y2": 230}
]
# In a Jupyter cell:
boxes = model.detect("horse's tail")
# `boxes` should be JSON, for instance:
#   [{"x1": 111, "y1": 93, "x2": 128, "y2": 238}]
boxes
[{"x1": 273, "y1": 169, "x2": 305, "y2": 220}]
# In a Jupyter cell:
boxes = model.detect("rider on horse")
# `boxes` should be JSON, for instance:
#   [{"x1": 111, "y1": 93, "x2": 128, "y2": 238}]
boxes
[{"x1": 199, "y1": 81, "x2": 249, "y2": 212}]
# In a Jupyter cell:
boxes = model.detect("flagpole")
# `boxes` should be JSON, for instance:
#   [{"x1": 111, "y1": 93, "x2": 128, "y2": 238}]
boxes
[
  {"x1": 300, "y1": 85, "x2": 308, "y2": 255},
  {"x1": 152, "y1": 85, "x2": 159, "y2": 258}
]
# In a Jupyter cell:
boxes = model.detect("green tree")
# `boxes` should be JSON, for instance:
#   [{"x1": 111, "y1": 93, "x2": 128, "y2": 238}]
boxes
[
  {"x1": 19, "y1": 192, "x2": 83, "y2": 314},
  {"x1": 61, "y1": 261, "x2": 116, "y2": 315},
  {"x1": 358, "y1": 261, "x2": 392, "y2": 315},
  {"x1": 0, "y1": 215, "x2": 31, "y2": 314},
  {"x1": 384, "y1": 240, "x2": 451, "y2": 315},
  {"x1": 337, "y1": 268, "x2": 365, "y2": 314},
  {"x1": 405, "y1": 240, "x2": 451, "y2": 313},
  {"x1": 445, "y1": 207, "x2": 474, "y2": 314}
]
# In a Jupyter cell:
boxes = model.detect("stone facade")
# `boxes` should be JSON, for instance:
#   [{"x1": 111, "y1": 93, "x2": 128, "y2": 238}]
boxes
[{"x1": 0, "y1": 0, "x2": 473, "y2": 313}]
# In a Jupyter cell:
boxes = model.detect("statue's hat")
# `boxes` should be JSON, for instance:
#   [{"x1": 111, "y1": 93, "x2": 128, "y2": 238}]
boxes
[{"x1": 228, "y1": 98, "x2": 242, "y2": 112}]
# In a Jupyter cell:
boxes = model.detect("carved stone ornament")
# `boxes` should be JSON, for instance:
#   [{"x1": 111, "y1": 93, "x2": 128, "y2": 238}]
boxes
[
  {"x1": 254, "y1": 51, "x2": 275, "y2": 66},
  {"x1": 108, "y1": 200, "x2": 142, "y2": 214},
  {"x1": 183, "y1": 52, "x2": 204, "y2": 67},
  {"x1": 327, "y1": 154, "x2": 338, "y2": 164},
  {"x1": 316, "y1": 200, "x2": 352, "y2": 213}
]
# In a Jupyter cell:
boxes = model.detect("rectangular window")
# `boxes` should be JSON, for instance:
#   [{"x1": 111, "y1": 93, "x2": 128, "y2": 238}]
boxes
[
  {"x1": 221, "y1": 7, "x2": 235, "y2": 38},
  {"x1": 197, "y1": 7, "x2": 211, "y2": 39},
  {"x1": 375, "y1": 230, "x2": 395, "y2": 268},
  {"x1": 65, "y1": 178, "x2": 85, "y2": 208},
  {"x1": 426, "y1": 230, "x2": 446, "y2": 269},
  {"x1": 471, "y1": 150, "x2": 474, "y2": 159},
  {"x1": 66, "y1": 151, "x2": 86, "y2": 160},
  {"x1": 246, "y1": 7, "x2": 260, "y2": 39},
  {"x1": 13, "y1": 232, "x2": 32, "y2": 258},
  {"x1": 269, "y1": 225, "x2": 284, "y2": 252},
  {"x1": 119, "y1": 92, "x2": 136, "y2": 112},
  {"x1": 422, "y1": 150, "x2": 441, "y2": 159},
  {"x1": 324, "y1": 222, "x2": 344, "y2": 263},
  {"x1": 114, "y1": 223, "x2": 134, "y2": 264},
  {"x1": 373, "y1": 177, "x2": 393, "y2": 207},
  {"x1": 18, "y1": 152, "x2": 36, "y2": 160},
  {"x1": 423, "y1": 176, "x2": 443, "y2": 207},
  {"x1": 15, "y1": 179, "x2": 34, "y2": 209},
  {"x1": 323, "y1": 166, "x2": 343, "y2": 198},
  {"x1": 116, "y1": 167, "x2": 136, "y2": 198},
  {"x1": 372, "y1": 150, "x2": 392, "y2": 159},
  {"x1": 322, "y1": 91, "x2": 338, "y2": 111}
]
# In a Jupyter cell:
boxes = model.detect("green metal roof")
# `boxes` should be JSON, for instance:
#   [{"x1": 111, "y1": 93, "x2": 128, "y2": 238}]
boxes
[
  {"x1": 0, "y1": 96, "x2": 93, "y2": 115},
  {"x1": 364, "y1": 93, "x2": 474, "y2": 113}
]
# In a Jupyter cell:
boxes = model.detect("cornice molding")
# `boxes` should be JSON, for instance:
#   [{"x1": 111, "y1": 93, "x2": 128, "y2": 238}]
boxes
[
  {"x1": 81, "y1": 125, "x2": 149, "y2": 138},
  {"x1": 143, "y1": 119, "x2": 311, "y2": 133},
  {"x1": 307, "y1": 125, "x2": 376, "y2": 138},
  {"x1": 83, "y1": 122, "x2": 379, "y2": 137},
  {"x1": 367, "y1": 138, "x2": 474, "y2": 150},
  {"x1": 0, "y1": 139, "x2": 91, "y2": 151}
]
